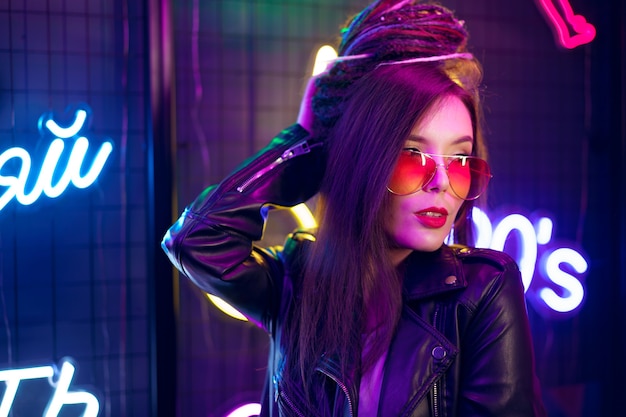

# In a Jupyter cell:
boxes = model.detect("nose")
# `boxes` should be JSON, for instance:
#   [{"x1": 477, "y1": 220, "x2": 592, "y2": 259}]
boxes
[{"x1": 425, "y1": 160, "x2": 450, "y2": 193}]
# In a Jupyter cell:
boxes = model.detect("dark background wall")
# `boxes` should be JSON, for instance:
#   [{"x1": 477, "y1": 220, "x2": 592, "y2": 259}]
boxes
[
  {"x1": 0, "y1": 0, "x2": 157, "y2": 416},
  {"x1": 0, "y1": 0, "x2": 623, "y2": 416}
]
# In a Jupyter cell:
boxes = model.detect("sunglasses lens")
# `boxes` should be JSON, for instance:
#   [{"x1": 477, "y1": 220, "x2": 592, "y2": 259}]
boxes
[
  {"x1": 388, "y1": 152, "x2": 492, "y2": 200},
  {"x1": 388, "y1": 151, "x2": 435, "y2": 195},
  {"x1": 448, "y1": 157, "x2": 491, "y2": 200}
]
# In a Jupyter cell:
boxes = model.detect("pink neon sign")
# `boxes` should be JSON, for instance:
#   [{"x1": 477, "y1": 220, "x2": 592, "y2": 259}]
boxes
[{"x1": 535, "y1": 0, "x2": 596, "y2": 48}]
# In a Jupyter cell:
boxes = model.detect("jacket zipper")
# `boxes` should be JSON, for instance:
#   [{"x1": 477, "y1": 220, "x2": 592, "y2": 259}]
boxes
[
  {"x1": 236, "y1": 140, "x2": 321, "y2": 193},
  {"x1": 274, "y1": 367, "x2": 306, "y2": 417},
  {"x1": 432, "y1": 305, "x2": 441, "y2": 417},
  {"x1": 316, "y1": 368, "x2": 355, "y2": 417},
  {"x1": 278, "y1": 390, "x2": 306, "y2": 417},
  {"x1": 433, "y1": 380, "x2": 440, "y2": 417}
]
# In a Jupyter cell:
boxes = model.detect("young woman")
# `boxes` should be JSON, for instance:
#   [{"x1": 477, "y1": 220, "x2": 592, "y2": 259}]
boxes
[{"x1": 162, "y1": 1, "x2": 546, "y2": 416}]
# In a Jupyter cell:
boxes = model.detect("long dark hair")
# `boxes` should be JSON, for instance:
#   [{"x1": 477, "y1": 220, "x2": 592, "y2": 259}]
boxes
[{"x1": 282, "y1": 1, "x2": 486, "y2": 410}]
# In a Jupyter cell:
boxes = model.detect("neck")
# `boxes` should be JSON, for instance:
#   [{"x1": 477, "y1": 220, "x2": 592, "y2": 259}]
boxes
[{"x1": 389, "y1": 247, "x2": 412, "y2": 267}]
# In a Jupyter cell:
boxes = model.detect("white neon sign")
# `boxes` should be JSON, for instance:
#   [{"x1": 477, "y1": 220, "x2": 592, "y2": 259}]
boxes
[
  {"x1": 0, "y1": 359, "x2": 100, "y2": 417},
  {"x1": 539, "y1": 248, "x2": 587, "y2": 313},
  {"x1": 470, "y1": 207, "x2": 588, "y2": 317},
  {"x1": 0, "y1": 105, "x2": 113, "y2": 212}
]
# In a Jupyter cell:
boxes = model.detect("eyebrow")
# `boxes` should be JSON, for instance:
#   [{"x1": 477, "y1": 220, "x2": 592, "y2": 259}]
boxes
[{"x1": 406, "y1": 135, "x2": 474, "y2": 146}]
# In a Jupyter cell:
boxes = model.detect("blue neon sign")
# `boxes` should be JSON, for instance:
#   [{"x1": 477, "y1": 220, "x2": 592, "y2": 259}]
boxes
[
  {"x1": 0, "y1": 105, "x2": 113, "y2": 212},
  {"x1": 0, "y1": 358, "x2": 100, "y2": 417}
]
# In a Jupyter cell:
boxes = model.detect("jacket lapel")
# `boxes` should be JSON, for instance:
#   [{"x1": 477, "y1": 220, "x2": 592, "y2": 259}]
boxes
[
  {"x1": 402, "y1": 245, "x2": 467, "y2": 300},
  {"x1": 377, "y1": 246, "x2": 464, "y2": 416},
  {"x1": 377, "y1": 306, "x2": 458, "y2": 416}
]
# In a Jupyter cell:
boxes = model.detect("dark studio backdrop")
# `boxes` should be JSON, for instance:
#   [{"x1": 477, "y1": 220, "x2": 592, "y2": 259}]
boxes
[{"x1": 0, "y1": 0, "x2": 623, "y2": 416}]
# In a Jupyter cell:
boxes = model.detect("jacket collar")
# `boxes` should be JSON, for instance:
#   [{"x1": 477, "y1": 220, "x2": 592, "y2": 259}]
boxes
[
  {"x1": 401, "y1": 245, "x2": 467, "y2": 300},
  {"x1": 277, "y1": 244, "x2": 466, "y2": 416}
]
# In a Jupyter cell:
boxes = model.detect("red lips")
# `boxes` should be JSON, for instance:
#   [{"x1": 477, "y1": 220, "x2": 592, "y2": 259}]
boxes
[{"x1": 414, "y1": 207, "x2": 448, "y2": 229}]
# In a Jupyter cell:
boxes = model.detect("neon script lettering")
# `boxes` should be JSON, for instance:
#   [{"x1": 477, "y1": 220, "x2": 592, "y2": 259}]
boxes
[
  {"x1": 0, "y1": 359, "x2": 100, "y2": 417},
  {"x1": 535, "y1": 0, "x2": 596, "y2": 48},
  {"x1": 0, "y1": 106, "x2": 113, "y2": 212},
  {"x1": 471, "y1": 207, "x2": 588, "y2": 317}
]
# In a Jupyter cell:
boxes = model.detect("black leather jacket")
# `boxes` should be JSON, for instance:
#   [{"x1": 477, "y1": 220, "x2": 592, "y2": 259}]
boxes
[{"x1": 162, "y1": 124, "x2": 546, "y2": 417}]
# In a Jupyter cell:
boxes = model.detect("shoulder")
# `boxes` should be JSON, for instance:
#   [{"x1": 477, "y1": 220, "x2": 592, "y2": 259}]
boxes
[
  {"x1": 448, "y1": 245, "x2": 524, "y2": 309},
  {"x1": 450, "y1": 244, "x2": 519, "y2": 273}
]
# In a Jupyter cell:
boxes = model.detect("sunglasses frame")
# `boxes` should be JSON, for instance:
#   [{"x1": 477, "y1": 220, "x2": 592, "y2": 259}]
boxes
[{"x1": 387, "y1": 149, "x2": 492, "y2": 200}]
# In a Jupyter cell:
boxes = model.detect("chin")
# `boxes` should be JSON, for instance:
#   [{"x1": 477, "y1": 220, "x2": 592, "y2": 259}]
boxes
[
  {"x1": 406, "y1": 230, "x2": 450, "y2": 252},
  {"x1": 400, "y1": 236, "x2": 446, "y2": 253},
  {"x1": 414, "y1": 242, "x2": 445, "y2": 253},
  {"x1": 387, "y1": 222, "x2": 453, "y2": 254}
]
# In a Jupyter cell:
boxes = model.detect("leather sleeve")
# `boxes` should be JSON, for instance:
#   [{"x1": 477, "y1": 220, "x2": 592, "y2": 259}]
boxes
[
  {"x1": 457, "y1": 258, "x2": 547, "y2": 417},
  {"x1": 161, "y1": 124, "x2": 325, "y2": 329}
]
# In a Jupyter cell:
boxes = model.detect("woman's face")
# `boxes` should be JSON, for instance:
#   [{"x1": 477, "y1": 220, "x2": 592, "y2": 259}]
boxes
[{"x1": 384, "y1": 95, "x2": 473, "y2": 264}]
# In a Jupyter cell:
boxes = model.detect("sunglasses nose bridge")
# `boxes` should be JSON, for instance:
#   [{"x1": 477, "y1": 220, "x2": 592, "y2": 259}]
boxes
[{"x1": 423, "y1": 155, "x2": 451, "y2": 192}]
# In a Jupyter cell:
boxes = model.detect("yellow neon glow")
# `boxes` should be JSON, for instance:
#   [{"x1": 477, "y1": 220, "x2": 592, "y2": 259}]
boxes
[
  {"x1": 206, "y1": 294, "x2": 248, "y2": 321},
  {"x1": 290, "y1": 203, "x2": 317, "y2": 229},
  {"x1": 312, "y1": 45, "x2": 337, "y2": 76}
]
